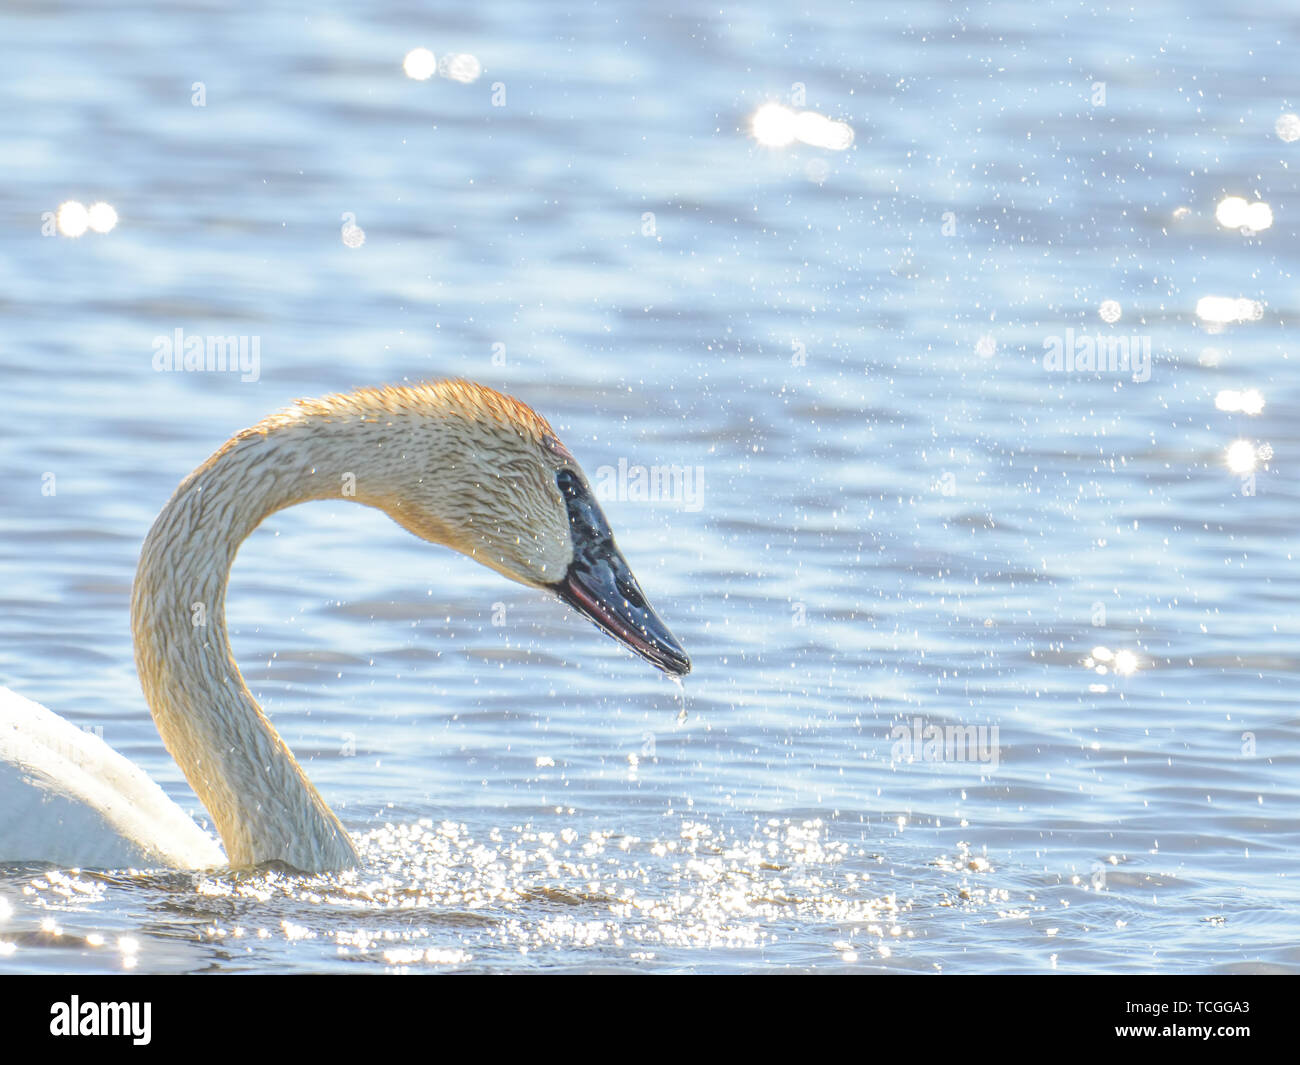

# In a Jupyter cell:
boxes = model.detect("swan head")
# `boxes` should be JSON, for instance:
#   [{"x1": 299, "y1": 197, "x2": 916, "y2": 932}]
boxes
[{"x1": 323, "y1": 381, "x2": 691, "y2": 676}]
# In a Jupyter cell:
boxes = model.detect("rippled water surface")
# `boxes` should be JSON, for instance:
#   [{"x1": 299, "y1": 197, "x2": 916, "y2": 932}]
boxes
[{"x1": 1, "y1": 0, "x2": 1298, "y2": 973}]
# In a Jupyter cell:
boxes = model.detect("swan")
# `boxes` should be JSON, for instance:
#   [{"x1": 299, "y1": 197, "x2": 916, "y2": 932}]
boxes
[{"x1": 0, "y1": 380, "x2": 689, "y2": 873}]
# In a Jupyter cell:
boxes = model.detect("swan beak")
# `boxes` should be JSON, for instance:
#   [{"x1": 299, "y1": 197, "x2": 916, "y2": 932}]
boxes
[
  {"x1": 554, "y1": 553, "x2": 691, "y2": 676},
  {"x1": 551, "y1": 468, "x2": 690, "y2": 676}
]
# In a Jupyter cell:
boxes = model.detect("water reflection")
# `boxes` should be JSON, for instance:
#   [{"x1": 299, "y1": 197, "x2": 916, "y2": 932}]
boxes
[
  {"x1": 1195, "y1": 296, "x2": 1264, "y2": 323},
  {"x1": 402, "y1": 47, "x2": 436, "y2": 80},
  {"x1": 4, "y1": 817, "x2": 960, "y2": 970},
  {"x1": 751, "y1": 103, "x2": 853, "y2": 150},
  {"x1": 1085, "y1": 646, "x2": 1139, "y2": 676},
  {"x1": 1214, "y1": 196, "x2": 1272, "y2": 232},
  {"x1": 53, "y1": 200, "x2": 117, "y2": 236},
  {"x1": 402, "y1": 48, "x2": 481, "y2": 84},
  {"x1": 440, "y1": 53, "x2": 482, "y2": 84},
  {"x1": 1225, "y1": 439, "x2": 1260, "y2": 473},
  {"x1": 1214, "y1": 389, "x2": 1265, "y2": 414}
]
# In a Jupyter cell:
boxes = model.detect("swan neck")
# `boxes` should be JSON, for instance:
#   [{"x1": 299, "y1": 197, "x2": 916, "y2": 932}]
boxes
[{"x1": 130, "y1": 418, "x2": 363, "y2": 871}]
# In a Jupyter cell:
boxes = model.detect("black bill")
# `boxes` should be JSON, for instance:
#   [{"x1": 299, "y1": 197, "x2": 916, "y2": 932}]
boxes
[{"x1": 551, "y1": 469, "x2": 691, "y2": 676}]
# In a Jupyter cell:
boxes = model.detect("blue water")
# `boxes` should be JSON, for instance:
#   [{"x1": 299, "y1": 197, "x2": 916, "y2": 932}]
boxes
[{"x1": 1, "y1": 0, "x2": 1297, "y2": 972}]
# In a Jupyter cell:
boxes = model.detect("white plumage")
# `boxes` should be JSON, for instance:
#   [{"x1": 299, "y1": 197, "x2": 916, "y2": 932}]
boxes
[{"x1": 0, "y1": 685, "x2": 223, "y2": 869}]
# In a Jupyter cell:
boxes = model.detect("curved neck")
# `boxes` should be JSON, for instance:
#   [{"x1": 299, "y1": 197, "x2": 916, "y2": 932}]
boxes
[{"x1": 131, "y1": 414, "x2": 390, "y2": 871}]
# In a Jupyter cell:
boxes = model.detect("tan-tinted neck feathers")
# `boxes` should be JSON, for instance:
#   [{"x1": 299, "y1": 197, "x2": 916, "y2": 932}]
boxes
[
  {"x1": 131, "y1": 379, "x2": 574, "y2": 871},
  {"x1": 285, "y1": 379, "x2": 557, "y2": 441}
]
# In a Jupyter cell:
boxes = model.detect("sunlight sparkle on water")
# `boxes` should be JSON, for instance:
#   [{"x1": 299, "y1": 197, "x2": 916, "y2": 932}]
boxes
[
  {"x1": 752, "y1": 102, "x2": 797, "y2": 146},
  {"x1": 751, "y1": 103, "x2": 853, "y2": 150},
  {"x1": 403, "y1": 48, "x2": 436, "y2": 80},
  {"x1": 1214, "y1": 196, "x2": 1272, "y2": 232},
  {"x1": 34, "y1": 815, "x2": 970, "y2": 969},
  {"x1": 1215, "y1": 389, "x2": 1265, "y2": 414},
  {"x1": 56, "y1": 201, "x2": 89, "y2": 237},
  {"x1": 1196, "y1": 296, "x2": 1263, "y2": 324},
  {"x1": 87, "y1": 202, "x2": 117, "y2": 233},
  {"x1": 55, "y1": 200, "x2": 117, "y2": 236},
  {"x1": 1225, "y1": 440, "x2": 1258, "y2": 474},
  {"x1": 1086, "y1": 646, "x2": 1139, "y2": 675},
  {"x1": 440, "y1": 53, "x2": 482, "y2": 83},
  {"x1": 341, "y1": 221, "x2": 365, "y2": 248}
]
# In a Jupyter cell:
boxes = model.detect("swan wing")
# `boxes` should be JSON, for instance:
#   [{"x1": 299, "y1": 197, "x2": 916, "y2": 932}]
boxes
[{"x1": 0, "y1": 687, "x2": 225, "y2": 870}]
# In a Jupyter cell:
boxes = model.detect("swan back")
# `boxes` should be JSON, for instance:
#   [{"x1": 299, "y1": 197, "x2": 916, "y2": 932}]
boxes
[{"x1": 0, "y1": 686, "x2": 224, "y2": 870}]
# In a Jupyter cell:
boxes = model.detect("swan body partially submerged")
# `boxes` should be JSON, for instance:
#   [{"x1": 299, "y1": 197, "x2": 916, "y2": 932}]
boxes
[
  {"x1": 0, "y1": 380, "x2": 689, "y2": 872},
  {"x1": 0, "y1": 687, "x2": 224, "y2": 869}
]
